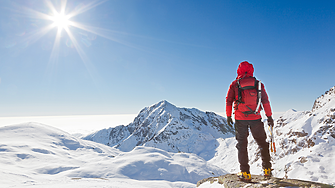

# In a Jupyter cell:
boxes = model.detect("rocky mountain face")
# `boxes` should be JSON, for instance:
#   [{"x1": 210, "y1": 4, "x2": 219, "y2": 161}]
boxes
[
  {"x1": 274, "y1": 86, "x2": 335, "y2": 160},
  {"x1": 83, "y1": 100, "x2": 234, "y2": 160}
]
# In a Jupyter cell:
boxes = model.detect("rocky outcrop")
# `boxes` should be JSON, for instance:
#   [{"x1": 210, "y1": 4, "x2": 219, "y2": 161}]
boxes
[
  {"x1": 312, "y1": 86, "x2": 335, "y2": 111},
  {"x1": 196, "y1": 174, "x2": 333, "y2": 188}
]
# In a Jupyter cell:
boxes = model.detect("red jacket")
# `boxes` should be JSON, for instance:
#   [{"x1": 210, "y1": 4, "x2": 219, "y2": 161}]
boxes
[{"x1": 226, "y1": 61, "x2": 272, "y2": 120}]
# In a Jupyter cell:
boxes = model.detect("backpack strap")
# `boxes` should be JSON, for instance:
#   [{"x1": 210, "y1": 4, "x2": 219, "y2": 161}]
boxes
[
  {"x1": 254, "y1": 80, "x2": 262, "y2": 115},
  {"x1": 236, "y1": 79, "x2": 243, "y2": 104}
]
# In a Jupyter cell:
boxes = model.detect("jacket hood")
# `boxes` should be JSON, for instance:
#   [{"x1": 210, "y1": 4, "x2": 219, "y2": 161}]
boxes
[{"x1": 237, "y1": 61, "x2": 254, "y2": 79}]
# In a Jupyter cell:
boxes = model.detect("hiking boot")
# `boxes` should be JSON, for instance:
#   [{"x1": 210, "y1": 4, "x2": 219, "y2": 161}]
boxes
[
  {"x1": 262, "y1": 168, "x2": 272, "y2": 177},
  {"x1": 237, "y1": 172, "x2": 251, "y2": 182}
]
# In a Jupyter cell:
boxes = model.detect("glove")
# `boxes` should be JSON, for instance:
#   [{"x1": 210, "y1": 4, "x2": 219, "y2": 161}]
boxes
[
  {"x1": 267, "y1": 116, "x2": 274, "y2": 127},
  {"x1": 227, "y1": 116, "x2": 234, "y2": 128}
]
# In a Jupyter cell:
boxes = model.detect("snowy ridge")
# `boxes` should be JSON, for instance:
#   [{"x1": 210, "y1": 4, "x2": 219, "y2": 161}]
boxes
[
  {"x1": 0, "y1": 122, "x2": 225, "y2": 187},
  {"x1": 258, "y1": 87, "x2": 335, "y2": 184},
  {"x1": 270, "y1": 86, "x2": 335, "y2": 184},
  {"x1": 84, "y1": 100, "x2": 234, "y2": 160}
]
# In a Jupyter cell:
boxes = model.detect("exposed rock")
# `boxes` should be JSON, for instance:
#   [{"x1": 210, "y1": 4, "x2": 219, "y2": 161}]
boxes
[
  {"x1": 197, "y1": 174, "x2": 334, "y2": 188},
  {"x1": 312, "y1": 86, "x2": 335, "y2": 111}
]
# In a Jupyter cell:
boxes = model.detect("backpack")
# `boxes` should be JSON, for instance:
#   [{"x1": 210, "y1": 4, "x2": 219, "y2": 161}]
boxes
[{"x1": 235, "y1": 77, "x2": 262, "y2": 116}]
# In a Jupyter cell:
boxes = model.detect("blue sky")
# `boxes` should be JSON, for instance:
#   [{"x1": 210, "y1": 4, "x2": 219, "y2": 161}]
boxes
[{"x1": 0, "y1": 0, "x2": 334, "y2": 117}]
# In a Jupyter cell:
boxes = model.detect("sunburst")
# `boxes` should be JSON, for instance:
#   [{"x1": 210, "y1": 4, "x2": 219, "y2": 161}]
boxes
[
  {"x1": 9, "y1": 0, "x2": 164, "y2": 83},
  {"x1": 13, "y1": 0, "x2": 111, "y2": 82}
]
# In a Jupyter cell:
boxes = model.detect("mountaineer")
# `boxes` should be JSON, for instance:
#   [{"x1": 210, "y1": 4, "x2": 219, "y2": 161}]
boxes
[{"x1": 225, "y1": 61, "x2": 274, "y2": 182}]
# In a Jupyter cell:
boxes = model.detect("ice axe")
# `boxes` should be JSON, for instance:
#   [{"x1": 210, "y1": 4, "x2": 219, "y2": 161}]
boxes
[{"x1": 268, "y1": 125, "x2": 276, "y2": 153}]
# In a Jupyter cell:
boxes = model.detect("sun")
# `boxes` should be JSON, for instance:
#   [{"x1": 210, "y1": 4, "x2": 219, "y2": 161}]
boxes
[
  {"x1": 16, "y1": 0, "x2": 112, "y2": 81},
  {"x1": 51, "y1": 12, "x2": 70, "y2": 30}
]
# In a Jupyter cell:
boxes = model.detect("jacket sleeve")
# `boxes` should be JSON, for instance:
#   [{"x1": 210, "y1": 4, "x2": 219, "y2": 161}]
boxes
[
  {"x1": 226, "y1": 82, "x2": 235, "y2": 117},
  {"x1": 261, "y1": 83, "x2": 272, "y2": 117}
]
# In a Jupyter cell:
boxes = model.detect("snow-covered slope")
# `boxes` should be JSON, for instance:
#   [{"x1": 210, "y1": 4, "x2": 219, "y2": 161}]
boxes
[
  {"x1": 0, "y1": 122, "x2": 118, "y2": 186},
  {"x1": 0, "y1": 122, "x2": 225, "y2": 187},
  {"x1": 83, "y1": 100, "x2": 234, "y2": 160}
]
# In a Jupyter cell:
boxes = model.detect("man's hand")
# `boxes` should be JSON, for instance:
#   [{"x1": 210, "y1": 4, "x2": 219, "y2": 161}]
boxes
[
  {"x1": 267, "y1": 116, "x2": 274, "y2": 127},
  {"x1": 227, "y1": 116, "x2": 234, "y2": 128}
]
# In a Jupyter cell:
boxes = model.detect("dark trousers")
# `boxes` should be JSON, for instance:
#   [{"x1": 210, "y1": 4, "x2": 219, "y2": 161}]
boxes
[{"x1": 235, "y1": 119, "x2": 271, "y2": 173}]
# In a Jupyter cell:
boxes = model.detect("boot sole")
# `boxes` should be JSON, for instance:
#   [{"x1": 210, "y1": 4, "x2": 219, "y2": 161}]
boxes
[{"x1": 238, "y1": 177, "x2": 251, "y2": 182}]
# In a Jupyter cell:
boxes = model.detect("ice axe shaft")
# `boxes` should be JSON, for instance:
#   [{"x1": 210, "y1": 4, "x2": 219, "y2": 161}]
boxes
[{"x1": 268, "y1": 125, "x2": 276, "y2": 153}]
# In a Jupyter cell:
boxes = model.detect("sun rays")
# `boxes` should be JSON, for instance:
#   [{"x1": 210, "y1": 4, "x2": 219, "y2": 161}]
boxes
[
  {"x1": 14, "y1": 0, "x2": 109, "y2": 83},
  {"x1": 44, "y1": 0, "x2": 92, "y2": 65},
  {"x1": 8, "y1": 0, "x2": 197, "y2": 84}
]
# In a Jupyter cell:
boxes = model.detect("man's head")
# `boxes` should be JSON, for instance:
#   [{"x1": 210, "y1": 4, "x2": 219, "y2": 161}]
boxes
[{"x1": 237, "y1": 61, "x2": 254, "y2": 79}]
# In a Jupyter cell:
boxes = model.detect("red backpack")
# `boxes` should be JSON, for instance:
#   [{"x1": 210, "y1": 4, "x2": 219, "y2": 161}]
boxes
[{"x1": 235, "y1": 77, "x2": 262, "y2": 116}]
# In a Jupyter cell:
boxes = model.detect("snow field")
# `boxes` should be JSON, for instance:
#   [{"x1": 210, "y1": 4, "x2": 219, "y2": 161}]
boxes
[{"x1": 0, "y1": 122, "x2": 221, "y2": 187}]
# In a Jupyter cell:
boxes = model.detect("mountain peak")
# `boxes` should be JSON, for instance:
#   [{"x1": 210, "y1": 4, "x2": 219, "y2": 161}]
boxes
[
  {"x1": 158, "y1": 100, "x2": 173, "y2": 106},
  {"x1": 138, "y1": 100, "x2": 177, "y2": 115},
  {"x1": 152, "y1": 100, "x2": 176, "y2": 110}
]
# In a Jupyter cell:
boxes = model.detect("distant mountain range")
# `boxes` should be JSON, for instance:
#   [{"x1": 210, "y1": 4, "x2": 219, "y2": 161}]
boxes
[{"x1": 83, "y1": 100, "x2": 234, "y2": 160}]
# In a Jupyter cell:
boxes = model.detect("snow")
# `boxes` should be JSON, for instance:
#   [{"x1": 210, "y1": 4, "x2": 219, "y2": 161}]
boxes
[
  {"x1": 13, "y1": 178, "x2": 194, "y2": 188},
  {"x1": 1, "y1": 88, "x2": 335, "y2": 187},
  {"x1": 198, "y1": 181, "x2": 222, "y2": 188},
  {"x1": 0, "y1": 122, "x2": 217, "y2": 187}
]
